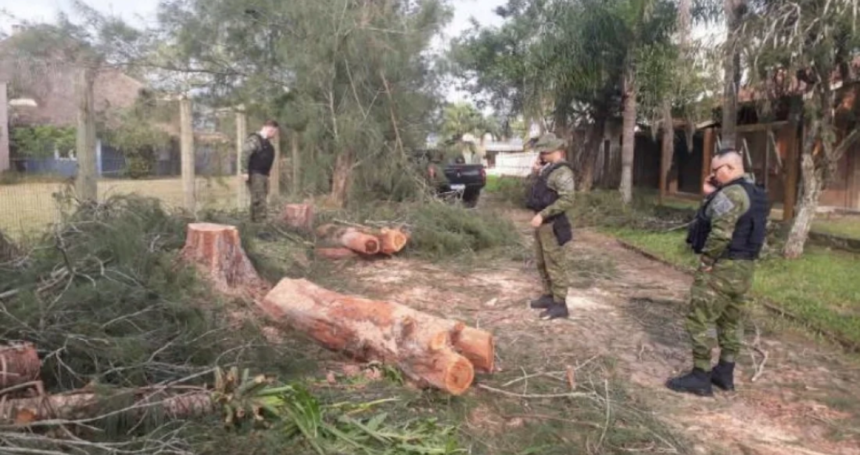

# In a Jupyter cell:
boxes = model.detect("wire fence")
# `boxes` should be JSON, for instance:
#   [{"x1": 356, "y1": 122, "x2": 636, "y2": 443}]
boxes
[{"x1": 0, "y1": 145, "x2": 242, "y2": 240}]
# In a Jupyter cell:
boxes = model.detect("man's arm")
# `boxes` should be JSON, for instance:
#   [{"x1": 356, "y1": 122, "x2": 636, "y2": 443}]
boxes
[
  {"x1": 241, "y1": 135, "x2": 261, "y2": 174},
  {"x1": 700, "y1": 185, "x2": 749, "y2": 264},
  {"x1": 539, "y1": 166, "x2": 576, "y2": 219}
]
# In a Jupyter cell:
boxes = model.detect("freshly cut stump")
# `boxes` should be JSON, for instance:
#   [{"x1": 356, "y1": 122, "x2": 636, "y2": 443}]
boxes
[
  {"x1": 260, "y1": 278, "x2": 476, "y2": 395},
  {"x1": 282, "y1": 204, "x2": 314, "y2": 232},
  {"x1": 0, "y1": 343, "x2": 40, "y2": 390},
  {"x1": 180, "y1": 223, "x2": 267, "y2": 298}
]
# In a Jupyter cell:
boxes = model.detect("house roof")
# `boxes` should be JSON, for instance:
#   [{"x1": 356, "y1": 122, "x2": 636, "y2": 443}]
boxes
[{"x1": 0, "y1": 27, "x2": 145, "y2": 128}]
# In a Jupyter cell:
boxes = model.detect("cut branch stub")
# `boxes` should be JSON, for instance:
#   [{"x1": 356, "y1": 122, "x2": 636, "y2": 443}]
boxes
[
  {"x1": 180, "y1": 223, "x2": 268, "y2": 298},
  {"x1": 0, "y1": 343, "x2": 40, "y2": 390},
  {"x1": 259, "y1": 278, "x2": 479, "y2": 395}
]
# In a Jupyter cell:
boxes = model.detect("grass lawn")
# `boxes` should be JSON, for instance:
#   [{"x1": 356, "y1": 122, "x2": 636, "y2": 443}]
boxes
[
  {"x1": 0, "y1": 177, "x2": 239, "y2": 239},
  {"x1": 813, "y1": 216, "x2": 860, "y2": 240},
  {"x1": 605, "y1": 227, "x2": 860, "y2": 347}
]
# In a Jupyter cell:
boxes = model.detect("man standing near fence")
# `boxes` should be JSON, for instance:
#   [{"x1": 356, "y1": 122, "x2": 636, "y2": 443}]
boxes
[
  {"x1": 526, "y1": 133, "x2": 575, "y2": 320},
  {"x1": 241, "y1": 120, "x2": 279, "y2": 222}
]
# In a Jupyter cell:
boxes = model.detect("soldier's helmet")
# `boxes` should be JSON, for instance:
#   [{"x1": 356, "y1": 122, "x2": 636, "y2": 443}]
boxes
[{"x1": 533, "y1": 132, "x2": 567, "y2": 154}]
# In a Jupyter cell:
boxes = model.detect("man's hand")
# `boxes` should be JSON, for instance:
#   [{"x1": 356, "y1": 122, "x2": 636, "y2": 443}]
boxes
[
  {"x1": 532, "y1": 158, "x2": 544, "y2": 174},
  {"x1": 699, "y1": 255, "x2": 714, "y2": 272},
  {"x1": 240, "y1": 173, "x2": 249, "y2": 182},
  {"x1": 530, "y1": 214, "x2": 544, "y2": 228}
]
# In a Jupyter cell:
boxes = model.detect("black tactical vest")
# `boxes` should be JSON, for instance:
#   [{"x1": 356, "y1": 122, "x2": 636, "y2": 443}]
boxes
[
  {"x1": 526, "y1": 161, "x2": 574, "y2": 246},
  {"x1": 686, "y1": 178, "x2": 769, "y2": 259},
  {"x1": 247, "y1": 134, "x2": 275, "y2": 176}
]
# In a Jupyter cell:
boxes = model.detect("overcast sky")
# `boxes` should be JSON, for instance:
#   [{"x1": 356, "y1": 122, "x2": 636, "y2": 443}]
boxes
[{"x1": 1, "y1": 0, "x2": 721, "y2": 106}]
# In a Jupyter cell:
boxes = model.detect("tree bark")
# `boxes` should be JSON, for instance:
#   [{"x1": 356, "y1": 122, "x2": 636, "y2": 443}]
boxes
[
  {"x1": 578, "y1": 114, "x2": 606, "y2": 192},
  {"x1": 315, "y1": 224, "x2": 382, "y2": 255},
  {"x1": 180, "y1": 95, "x2": 196, "y2": 212},
  {"x1": 331, "y1": 149, "x2": 354, "y2": 208},
  {"x1": 619, "y1": 65, "x2": 637, "y2": 204},
  {"x1": 180, "y1": 223, "x2": 267, "y2": 298},
  {"x1": 0, "y1": 343, "x2": 40, "y2": 390},
  {"x1": 784, "y1": 117, "x2": 822, "y2": 258},
  {"x1": 659, "y1": 102, "x2": 674, "y2": 202},
  {"x1": 1, "y1": 390, "x2": 213, "y2": 426},
  {"x1": 259, "y1": 278, "x2": 494, "y2": 394},
  {"x1": 721, "y1": 0, "x2": 743, "y2": 149}
]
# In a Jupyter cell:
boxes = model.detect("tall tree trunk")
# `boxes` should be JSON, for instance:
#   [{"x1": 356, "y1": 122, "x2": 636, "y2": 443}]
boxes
[
  {"x1": 784, "y1": 118, "x2": 822, "y2": 258},
  {"x1": 659, "y1": 102, "x2": 674, "y2": 202},
  {"x1": 721, "y1": 0, "x2": 743, "y2": 149},
  {"x1": 619, "y1": 66, "x2": 637, "y2": 205},
  {"x1": 579, "y1": 114, "x2": 607, "y2": 192}
]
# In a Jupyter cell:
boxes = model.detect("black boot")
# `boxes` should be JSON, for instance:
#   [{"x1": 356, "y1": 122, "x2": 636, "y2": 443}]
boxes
[
  {"x1": 711, "y1": 360, "x2": 735, "y2": 391},
  {"x1": 530, "y1": 294, "x2": 554, "y2": 309},
  {"x1": 666, "y1": 368, "x2": 713, "y2": 397},
  {"x1": 539, "y1": 301, "x2": 569, "y2": 320}
]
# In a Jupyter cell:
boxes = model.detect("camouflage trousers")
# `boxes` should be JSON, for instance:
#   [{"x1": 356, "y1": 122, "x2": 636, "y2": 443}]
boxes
[
  {"x1": 248, "y1": 173, "x2": 269, "y2": 223},
  {"x1": 686, "y1": 259, "x2": 755, "y2": 371},
  {"x1": 534, "y1": 223, "x2": 571, "y2": 302}
]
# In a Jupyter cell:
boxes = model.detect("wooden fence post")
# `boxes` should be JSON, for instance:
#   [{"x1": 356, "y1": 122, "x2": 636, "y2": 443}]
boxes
[
  {"x1": 180, "y1": 95, "x2": 196, "y2": 212},
  {"x1": 235, "y1": 105, "x2": 247, "y2": 210},
  {"x1": 75, "y1": 66, "x2": 97, "y2": 202}
]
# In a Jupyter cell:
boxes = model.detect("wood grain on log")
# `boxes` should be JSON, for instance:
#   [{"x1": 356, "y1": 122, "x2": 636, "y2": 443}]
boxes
[
  {"x1": 316, "y1": 224, "x2": 381, "y2": 255},
  {"x1": 452, "y1": 327, "x2": 495, "y2": 373},
  {"x1": 0, "y1": 343, "x2": 40, "y2": 390},
  {"x1": 378, "y1": 228, "x2": 408, "y2": 255},
  {"x1": 180, "y1": 223, "x2": 268, "y2": 298},
  {"x1": 260, "y1": 278, "x2": 480, "y2": 394}
]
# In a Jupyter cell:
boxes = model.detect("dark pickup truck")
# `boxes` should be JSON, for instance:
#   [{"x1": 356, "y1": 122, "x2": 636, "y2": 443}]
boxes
[
  {"x1": 413, "y1": 150, "x2": 487, "y2": 207},
  {"x1": 441, "y1": 162, "x2": 486, "y2": 208}
]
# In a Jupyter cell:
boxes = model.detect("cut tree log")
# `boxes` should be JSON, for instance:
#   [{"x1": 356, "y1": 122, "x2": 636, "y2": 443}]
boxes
[
  {"x1": 452, "y1": 327, "x2": 495, "y2": 374},
  {"x1": 0, "y1": 343, "x2": 40, "y2": 390},
  {"x1": 0, "y1": 390, "x2": 213, "y2": 426},
  {"x1": 259, "y1": 278, "x2": 483, "y2": 395},
  {"x1": 315, "y1": 224, "x2": 381, "y2": 255},
  {"x1": 282, "y1": 203, "x2": 314, "y2": 232},
  {"x1": 378, "y1": 227, "x2": 408, "y2": 255},
  {"x1": 180, "y1": 223, "x2": 268, "y2": 298}
]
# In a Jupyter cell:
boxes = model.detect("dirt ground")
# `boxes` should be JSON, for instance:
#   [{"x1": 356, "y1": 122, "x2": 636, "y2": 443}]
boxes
[{"x1": 329, "y1": 206, "x2": 860, "y2": 455}]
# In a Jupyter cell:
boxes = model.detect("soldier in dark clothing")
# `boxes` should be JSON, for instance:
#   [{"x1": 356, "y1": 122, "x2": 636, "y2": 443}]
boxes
[
  {"x1": 667, "y1": 149, "x2": 770, "y2": 397},
  {"x1": 241, "y1": 120, "x2": 279, "y2": 222}
]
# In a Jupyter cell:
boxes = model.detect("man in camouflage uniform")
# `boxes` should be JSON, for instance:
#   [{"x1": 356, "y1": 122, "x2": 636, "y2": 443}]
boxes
[
  {"x1": 241, "y1": 120, "x2": 279, "y2": 222},
  {"x1": 525, "y1": 133, "x2": 576, "y2": 320},
  {"x1": 426, "y1": 150, "x2": 449, "y2": 193},
  {"x1": 668, "y1": 149, "x2": 769, "y2": 396}
]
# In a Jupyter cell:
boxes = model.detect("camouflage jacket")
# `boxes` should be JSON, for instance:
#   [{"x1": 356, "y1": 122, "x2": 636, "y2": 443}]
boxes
[
  {"x1": 538, "y1": 162, "x2": 576, "y2": 220},
  {"x1": 701, "y1": 183, "x2": 751, "y2": 263}
]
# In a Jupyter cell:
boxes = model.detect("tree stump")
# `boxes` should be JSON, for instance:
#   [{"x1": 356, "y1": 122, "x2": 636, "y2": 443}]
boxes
[
  {"x1": 0, "y1": 343, "x2": 40, "y2": 390},
  {"x1": 282, "y1": 203, "x2": 314, "y2": 232},
  {"x1": 259, "y1": 278, "x2": 478, "y2": 395},
  {"x1": 180, "y1": 223, "x2": 268, "y2": 298}
]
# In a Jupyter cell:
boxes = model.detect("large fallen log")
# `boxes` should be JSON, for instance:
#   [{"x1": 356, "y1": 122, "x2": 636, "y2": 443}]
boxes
[
  {"x1": 260, "y1": 278, "x2": 492, "y2": 394},
  {"x1": 180, "y1": 223, "x2": 268, "y2": 298},
  {"x1": 0, "y1": 343, "x2": 40, "y2": 391}
]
